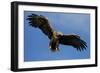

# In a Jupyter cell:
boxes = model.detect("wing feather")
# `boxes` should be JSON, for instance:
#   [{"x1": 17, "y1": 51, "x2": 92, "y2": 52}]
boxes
[
  {"x1": 27, "y1": 14, "x2": 87, "y2": 51},
  {"x1": 59, "y1": 35, "x2": 87, "y2": 51},
  {"x1": 27, "y1": 14, "x2": 53, "y2": 39}
]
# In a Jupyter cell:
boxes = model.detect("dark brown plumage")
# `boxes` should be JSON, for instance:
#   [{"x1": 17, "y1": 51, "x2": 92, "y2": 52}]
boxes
[{"x1": 27, "y1": 14, "x2": 87, "y2": 52}]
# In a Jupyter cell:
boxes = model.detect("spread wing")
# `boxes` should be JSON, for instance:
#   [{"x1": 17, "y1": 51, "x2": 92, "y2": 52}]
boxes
[
  {"x1": 27, "y1": 14, "x2": 53, "y2": 39},
  {"x1": 27, "y1": 14, "x2": 87, "y2": 51},
  {"x1": 59, "y1": 34, "x2": 87, "y2": 51}
]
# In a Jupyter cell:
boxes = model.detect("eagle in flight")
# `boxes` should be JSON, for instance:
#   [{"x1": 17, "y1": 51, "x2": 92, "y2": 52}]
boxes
[{"x1": 27, "y1": 14, "x2": 87, "y2": 52}]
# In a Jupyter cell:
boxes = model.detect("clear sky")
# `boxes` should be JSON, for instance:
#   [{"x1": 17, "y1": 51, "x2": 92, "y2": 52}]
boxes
[{"x1": 24, "y1": 11, "x2": 90, "y2": 62}]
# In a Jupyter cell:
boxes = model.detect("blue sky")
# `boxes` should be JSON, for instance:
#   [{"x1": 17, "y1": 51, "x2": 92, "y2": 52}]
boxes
[{"x1": 24, "y1": 11, "x2": 90, "y2": 62}]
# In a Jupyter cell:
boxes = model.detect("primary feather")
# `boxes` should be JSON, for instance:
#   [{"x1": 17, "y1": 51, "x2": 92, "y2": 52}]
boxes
[
  {"x1": 27, "y1": 13, "x2": 87, "y2": 52},
  {"x1": 27, "y1": 14, "x2": 53, "y2": 39},
  {"x1": 59, "y1": 35, "x2": 87, "y2": 51}
]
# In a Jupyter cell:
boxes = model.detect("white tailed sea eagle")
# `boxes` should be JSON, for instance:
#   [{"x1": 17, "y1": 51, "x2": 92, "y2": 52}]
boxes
[{"x1": 27, "y1": 14, "x2": 87, "y2": 52}]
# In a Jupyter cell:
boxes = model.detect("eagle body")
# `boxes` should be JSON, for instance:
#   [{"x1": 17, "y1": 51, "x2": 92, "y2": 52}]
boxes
[{"x1": 27, "y1": 14, "x2": 87, "y2": 52}]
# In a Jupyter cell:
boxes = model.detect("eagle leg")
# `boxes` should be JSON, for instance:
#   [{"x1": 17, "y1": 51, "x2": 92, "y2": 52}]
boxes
[{"x1": 49, "y1": 37, "x2": 59, "y2": 52}]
